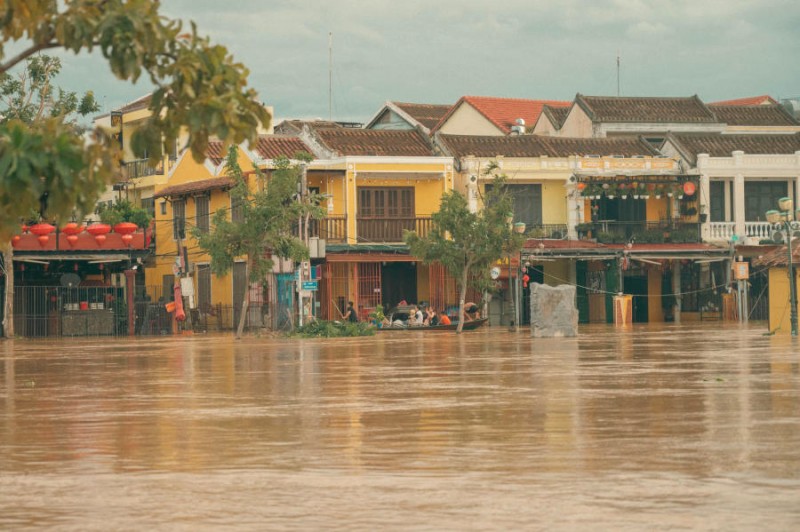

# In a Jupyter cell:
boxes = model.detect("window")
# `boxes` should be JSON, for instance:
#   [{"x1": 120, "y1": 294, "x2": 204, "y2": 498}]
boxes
[
  {"x1": 196, "y1": 264, "x2": 211, "y2": 311},
  {"x1": 710, "y1": 181, "x2": 725, "y2": 222},
  {"x1": 231, "y1": 196, "x2": 244, "y2": 223},
  {"x1": 172, "y1": 199, "x2": 186, "y2": 240},
  {"x1": 195, "y1": 195, "x2": 210, "y2": 233},
  {"x1": 358, "y1": 187, "x2": 414, "y2": 218},
  {"x1": 141, "y1": 197, "x2": 155, "y2": 219},
  {"x1": 485, "y1": 183, "x2": 543, "y2": 227},
  {"x1": 745, "y1": 182, "x2": 788, "y2": 221}
]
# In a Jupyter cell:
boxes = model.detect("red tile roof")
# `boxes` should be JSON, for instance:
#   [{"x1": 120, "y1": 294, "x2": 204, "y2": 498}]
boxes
[
  {"x1": 313, "y1": 129, "x2": 433, "y2": 156},
  {"x1": 576, "y1": 94, "x2": 717, "y2": 123},
  {"x1": 754, "y1": 240, "x2": 800, "y2": 267},
  {"x1": 436, "y1": 134, "x2": 659, "y2": 158},
  {"x1": 709, "y1": 104, "x2": 799, "y2": 126},
  {"x1": 710, "y1": 95, "x2": 778, "y2": 106},
  {"x1": 207, "y1": 140, "x2": 226, "y2": 166},
  {"x1": 434, "y1": 96, "x2": 571, "y2": 134},
  {"x1": 155, "y1": 177, "x2": 235, "y2": 198},
  {"x1": 254, "y1": 135, "x2": 313, "y2": 160}
]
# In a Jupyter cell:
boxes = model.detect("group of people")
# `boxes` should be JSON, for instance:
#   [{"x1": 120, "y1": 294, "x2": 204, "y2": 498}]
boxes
[{"x1": 405, "y1": 304, "x2": 451, "y2": 327}]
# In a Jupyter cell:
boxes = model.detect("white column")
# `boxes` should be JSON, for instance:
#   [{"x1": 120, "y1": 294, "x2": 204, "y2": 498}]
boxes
[
  {"x1": 566, "y1": 182, "x2": 579, "y2": 240},
  {"x1": 734, "y1": 173, "x2": 746, "y2": 240},
  {"x1": 699, "y1": 172, "x2": 710, "y2": 241}
]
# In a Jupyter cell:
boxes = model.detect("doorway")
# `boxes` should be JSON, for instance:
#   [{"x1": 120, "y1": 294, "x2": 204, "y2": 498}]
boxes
[
  {"x1": 381, "y1": 262, "x2": 417, "y2": 308},
  {"x1": 625, "y1": 275, "x2": 649, "y2": 322}
]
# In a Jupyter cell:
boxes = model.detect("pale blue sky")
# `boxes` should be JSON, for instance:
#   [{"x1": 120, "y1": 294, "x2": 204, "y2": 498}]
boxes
[{"x1": 43, "y1": 0, "x2": 800, "y2": 123}]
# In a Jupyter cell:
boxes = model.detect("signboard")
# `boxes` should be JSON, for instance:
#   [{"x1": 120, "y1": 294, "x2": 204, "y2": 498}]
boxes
[
  {"x1": 302, "y1": 280, "x2": 319, "y2": 291},
  {"x1": 734, "y1": 261, "x2": 749, "y2": 280},
  {"x1": 490, "y1": 266, "x2": 501, "y2": 280}
]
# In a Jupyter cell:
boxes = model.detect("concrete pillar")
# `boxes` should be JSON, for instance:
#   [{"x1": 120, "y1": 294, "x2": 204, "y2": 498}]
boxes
[
  {"x1": 346, "y1": 164, "x2": 357, "y2": 245},
  {"x1": 566, "y1": 181, "x2": 579, "y2": 240},
  {"x1": 699, "y1": 171, "x2": 710, "y2": 241},
  {"x1": 124, "y1": 269, "x2": 135, "y2": 336},
  {"x1": 672, "y1": 260, "x2": 682, "y2": 324},
  {"x1": 733, "y1": 172, "x2": 746, "y2": 240}
]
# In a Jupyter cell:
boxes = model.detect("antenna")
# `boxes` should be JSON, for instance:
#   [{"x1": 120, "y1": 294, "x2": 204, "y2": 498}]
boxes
[
  {"x1": 616, "y1": 51, "x2": 620, "y2": 97},
  {"x1": 328, "y1": 32, "x2": 333, "y2": 121}
]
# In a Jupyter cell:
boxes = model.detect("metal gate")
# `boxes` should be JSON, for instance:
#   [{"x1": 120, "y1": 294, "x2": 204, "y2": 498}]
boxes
[{"x1": 275, "y1": 273, "x2": 294, "y2": 330}]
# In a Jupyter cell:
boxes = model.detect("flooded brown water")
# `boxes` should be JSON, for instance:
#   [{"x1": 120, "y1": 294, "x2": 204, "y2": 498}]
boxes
[{"x1": 1, "y1": 323, "x2": 799, "y2": 530}]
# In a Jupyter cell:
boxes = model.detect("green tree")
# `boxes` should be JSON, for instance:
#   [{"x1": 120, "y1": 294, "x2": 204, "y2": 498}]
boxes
[
  {"x1": 0, "y1": 0, "x2": 269, "y2": 338},
  {"x1": 405, "y1": 165, "x2": 526, "y2": 333},
  {"x1": 193, "y1": 146, "x2": 323, "y2": 339}
]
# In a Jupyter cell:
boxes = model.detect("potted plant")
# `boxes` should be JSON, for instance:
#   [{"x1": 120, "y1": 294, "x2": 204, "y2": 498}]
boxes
[
  {"x1": 369, "y1": 305, "x2": 386, "y2": 327},
  {"x1": 97, "y1": 199, "x2": 152, "y2": 232}
]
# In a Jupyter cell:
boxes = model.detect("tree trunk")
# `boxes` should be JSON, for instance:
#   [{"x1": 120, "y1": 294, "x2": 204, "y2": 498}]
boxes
[
  {"x1": 235, "y1": 256, "x2": 251, "y2": 340},
  {"x1": 2, "y1": 243, "x2": 14, "y2": 339}
]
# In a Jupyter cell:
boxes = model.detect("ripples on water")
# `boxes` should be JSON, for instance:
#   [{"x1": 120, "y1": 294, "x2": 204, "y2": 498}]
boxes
[{"x1": 1, "y1": 323, "x2": 799, "y2": 530}]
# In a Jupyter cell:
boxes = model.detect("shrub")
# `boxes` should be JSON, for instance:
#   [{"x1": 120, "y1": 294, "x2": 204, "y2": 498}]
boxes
[{"x1": 292, "y1": 320, "x2": 375, "y2": 338}]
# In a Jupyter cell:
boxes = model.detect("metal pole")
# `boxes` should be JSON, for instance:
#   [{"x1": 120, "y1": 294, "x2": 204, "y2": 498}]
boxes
[{"x1": 787, "y1": 221, "x2": 798, "y2": 336}]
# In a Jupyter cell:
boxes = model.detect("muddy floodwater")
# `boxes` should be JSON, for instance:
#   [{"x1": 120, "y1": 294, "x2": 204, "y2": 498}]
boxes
[{"x1": 1, "y1": 323, "x2": 799, "y2": 530}]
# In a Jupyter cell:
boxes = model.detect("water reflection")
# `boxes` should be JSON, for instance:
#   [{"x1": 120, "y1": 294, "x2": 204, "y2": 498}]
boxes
[{"x1": 0, "y1": 325, "x2": 799, "y2": 529}]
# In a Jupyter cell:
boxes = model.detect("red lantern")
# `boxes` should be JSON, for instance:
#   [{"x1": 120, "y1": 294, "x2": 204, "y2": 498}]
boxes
[
  {"x1": 37, "y1": 235, "x2": 49, "y2": 246},
  {"x1": 94, "y1": 234, "x2": 107, "y2": 245},
  {"x1": 30, "y1": 223, "x2": 55, "y2": 236},
  {"x1": 86, "y1": 223, "x2": 111, "y2": 236},
  {"x1": 121, "y1": 234, "x2": 134, "y2": 245},
  {"x1": 576, "y1": 182, "x2": 586, "y2": 191},
  {"x1": 522, "y1": 273, "x2": 530, "y2": 288},
  {"x1": 683, "y1": 181, "x2": 696, "y2": 196},
  {"x1": 66, "y1": 234, "x2": 79, "y2": 246},
  {"x1": 62, "y1": 222, "x2": 84, "y2": 236},
  {"x1": 114, "y1": 222, "x2": 138, "y2": 235},
  {"x1": 11, "y1": 235, "x2": 21, "y2": 246}
]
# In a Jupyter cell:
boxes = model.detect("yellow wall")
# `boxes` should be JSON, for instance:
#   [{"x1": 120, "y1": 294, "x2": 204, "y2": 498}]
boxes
[
  {"x1": 768, "y1": 268, "x2": 800, "y2": 334},
  {"x1": 646, "y1": 197, "x2": 670, "y2": 222},
  {"x1": 543, "y1": 260, "x2": 570, "y2": 286}
]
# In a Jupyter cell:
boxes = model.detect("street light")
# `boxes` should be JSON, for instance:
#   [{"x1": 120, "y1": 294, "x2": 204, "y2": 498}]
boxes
[
  {"x1": 508, "y1": 221, "x2": 526, "y2": 331},
  {"x1": 767, "y1": 197, "x2": 800, "y2": 336}
]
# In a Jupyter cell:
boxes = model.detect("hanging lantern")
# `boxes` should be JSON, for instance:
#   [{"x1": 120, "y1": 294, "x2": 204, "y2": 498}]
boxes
[
  {"x1": 576, "y1": 182, "x2": 586, "y2": 191},
  {"x1": 121, "y1": 234, "x2": 134, "y2": 245},
  {"x1": 30, "y1": 223, "x2": 55, "y2": 237},
  {"x1": 766, "y1": 210, "x2": 781, "y2": 224},
  {"x1": 37, "y1": 235, "x2": 50, "y2": 246},
  {"x1": 522, "y1": 274, "x2": 530, "y2": 288},
  {"x1": 62, "y1": 222, "x2": 84, "y2": 236},
  {"x1": 114, "y1": 222, "x2": 138, "y2": 235},
  {"x1": 682, "y1": 181, "x2": 696, "y2": 196},
  {"x1": 94, "y1": 234, "x2": 107, "y2": 245},
  {"x1": 66, "y1": 235, "x2": 79, "y2": 246},
  {"x1": 86, "y1": 223, "x2": 111, "y2": 236},
  {"x1": 778, "y1": 197, "x2": 793, "y2": 212},
  {"x1": 11, "y1": 235, "x2": 21, "y2": 247}
]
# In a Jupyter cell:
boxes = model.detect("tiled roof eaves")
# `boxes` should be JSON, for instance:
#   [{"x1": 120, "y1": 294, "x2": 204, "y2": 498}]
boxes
[
  {"x1": 313, "y1": 129, "x2": 433, "y2": 157},
  {"x1": 155, "y1": 177, "x2": 234, "y2": 198},
  {"x1": 577, "y1": 94, "x2": 718, "y2": 124}
]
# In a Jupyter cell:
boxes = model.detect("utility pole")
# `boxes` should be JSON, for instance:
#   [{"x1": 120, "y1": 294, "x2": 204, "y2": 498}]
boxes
[
  {"x1": 616, "y1": 51, "x2": 620, "y2": 97},
  {"x1": 328, "y1": 32, "x2": 333, "y2": 121}
]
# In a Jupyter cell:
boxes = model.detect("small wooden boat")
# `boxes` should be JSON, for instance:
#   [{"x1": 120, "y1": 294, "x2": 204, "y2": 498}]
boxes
[{"x1": 377, "y1": 318, "x2": 488, "y2": 332}]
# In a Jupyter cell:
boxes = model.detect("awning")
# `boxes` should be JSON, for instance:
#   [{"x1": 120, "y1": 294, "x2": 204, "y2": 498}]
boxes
[{"x1": 13, "y1": 253, "x2": 138, "y2": 262}]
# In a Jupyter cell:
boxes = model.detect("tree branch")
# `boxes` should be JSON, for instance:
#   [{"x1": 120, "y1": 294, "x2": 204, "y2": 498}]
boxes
[{"x1": 0, "y1": 40, "x2": 60, "y2": 75}]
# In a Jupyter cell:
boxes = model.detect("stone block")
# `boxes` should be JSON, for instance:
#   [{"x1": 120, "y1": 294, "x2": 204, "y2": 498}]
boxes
[{"x1": 529, "y1": 283, "x2": 578, "y2": 337}]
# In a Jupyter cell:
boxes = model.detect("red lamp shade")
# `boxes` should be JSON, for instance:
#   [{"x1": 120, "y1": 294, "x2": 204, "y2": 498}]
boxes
[
  {"x1": 66, "y1": 234, "x2": 79, "y2": 246},
  {"x1": 94, "y1": 234, "x2": 107, "y2": 245},
  {"x1": 37, "y1": 235, "x2": 50, "y2": 246},
  {"x1": 30, "y1": 223, "x2": 55, "y2": 236},
  {"x1": 683, "y1": 182, "x2": 696, "y2": 196},
  {"x1": 114, "y1": 222, "x2": 138, "y2": 235},
  {"x1": 86, "y1": 223, "x2": 111, "y2": 236},
  {"x1": 11, "y1": 235, "x2": 21, "y2": 246},
  {"x1": 62, "y1": 222, "x2": 84, "y2": 236},
  {"x1": 576, "y1": 182, "x2": 586, "y2": 191},
  {"x1": 121, "y1": 234, "x2": 134, "y2": 245}
]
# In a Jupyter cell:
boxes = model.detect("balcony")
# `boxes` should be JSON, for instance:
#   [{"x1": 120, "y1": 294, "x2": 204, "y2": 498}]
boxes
[
  {"x1": 527, "y1": 224, "x2": 568, "y2": 239},
  {"x1": 579, "y1": 221, "x2": 701, "y2": 244},
  {"x1": 123, "y1": 159, "x2": 164, "y2": 179},
  {"x1": 308, "y1": 216, "x2": 347, "y2": 243},
  {"x1": 357, "y1": 216, "x2": 432, "y2": 243}
]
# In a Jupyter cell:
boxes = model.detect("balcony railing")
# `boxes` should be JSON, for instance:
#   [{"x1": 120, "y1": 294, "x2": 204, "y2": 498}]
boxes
[
  {"x1": 707, "y1": 222, "x2": 736, "y2": 241},
  {"x1": 357, "y1": 216, "x2": 432, "y2": 243},
  {"x1": 581, "y1": 221, "x2": 701, "y2": 244},
  {"x1": 308, "y1": 216, "x2": 347, "y2": 243},
  {"x1": 527, "y1": 224, "x2": 568, "y2": 239},
  {"x1": 123, "y1": 159, "x2": 164, "y2": 179},
  {"x1": 745, "y1": 222, "x2": 772, "y2": 240}
]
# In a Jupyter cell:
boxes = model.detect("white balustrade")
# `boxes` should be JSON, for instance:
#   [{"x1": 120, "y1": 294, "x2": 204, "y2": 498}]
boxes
[
  {"x1": 707, "y1": 222, "x2": 736, "y2": 241},
  {"x1": 745, "y1": 222, "x2": 772, "y2": 240}
]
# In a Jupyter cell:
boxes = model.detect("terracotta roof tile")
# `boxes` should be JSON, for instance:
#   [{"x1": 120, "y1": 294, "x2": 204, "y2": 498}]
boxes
[
  {"x1": 274, "y1": 120, "x2": 343, "y2": 135},
  {"x1": 669, "y1": 133, "x2": 800, "y2": 160},
  {"x1": 392, "y1": 102, "x2": 451, "y2": 130},
  {"x1": 754, "y1": 241, "x2": 800, "y2": 267},
  {"x1": 577, "y1": 94, "x2": 717, "y2": 123},
  {"x1": 155, "y1": 177, "x2": 234, "y2": 198},
  {"x1": 254, "y1": 135, "x2": 313, "y2": 160},
  {"x1": 710, "y1": 95, "x2": 778, "y2": 106},
  {"x1": 434, "y1": 96, "x2": 571, "y2": 134},
  {"x1": 437, "y1": 134, "x2": 659, "y2": 158},
  {"x1": 314, "y1": 129, "x2": 433, "y2": 156},
  {"x1": 709, "y1": 104, "x2": 799, "y2": 126},
  {"x1": 207, "y1": 140, "x2": 226, "y2": 166}
]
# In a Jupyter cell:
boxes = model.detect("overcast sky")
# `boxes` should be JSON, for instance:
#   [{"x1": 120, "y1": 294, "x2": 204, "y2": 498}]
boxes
[{"x1": 47, "y1": 0, "x2": 800, "y2": 123}]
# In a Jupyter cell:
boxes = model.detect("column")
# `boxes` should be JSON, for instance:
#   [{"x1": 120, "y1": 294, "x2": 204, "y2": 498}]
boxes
[
  {"x1": 124, "y1": 269, "x2": 136, "y2": 336},
  {"x1": 566, "y1": 181, "x2": 579, "y2": 240},
  {"x1": 734, "y1": 173, "x2": 746, "y2": 241},
  {"x1": 346, "y1": 164, "x2": 357, "y2": 245},
  {"x1": 699, "y1": 172, "x2": 710, "y2": 241}
]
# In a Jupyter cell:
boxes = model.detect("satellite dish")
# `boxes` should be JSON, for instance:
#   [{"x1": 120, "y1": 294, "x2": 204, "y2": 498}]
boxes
[{"x1": 59, "y1": 273, "x2": 81, "y2": 287}]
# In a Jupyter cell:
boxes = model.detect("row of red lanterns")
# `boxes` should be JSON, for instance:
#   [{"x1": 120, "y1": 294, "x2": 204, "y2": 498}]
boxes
[{"x1": 12, "y1": 222, "x2": 139, "y2": 247}]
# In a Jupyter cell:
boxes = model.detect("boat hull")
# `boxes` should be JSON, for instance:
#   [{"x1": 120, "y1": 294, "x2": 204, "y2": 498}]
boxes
[{"x1": 377, "y1": 318, "x2": 488, "y2": 332}]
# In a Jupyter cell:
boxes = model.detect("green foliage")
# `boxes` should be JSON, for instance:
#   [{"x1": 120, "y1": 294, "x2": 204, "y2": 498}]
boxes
[
  {"x1": 0, "y1": 0, "x2": 268, "y2": 241},
  {"x1": 405, "y1": 163, "x2": 526, "y2": 329},
  {"x1": 0, "y1": 54, "x2": 98, "y2": 125},
  {"x1": 97, "y1": 198, "x2": 152, "y2": 227},
  {"x1": 368, "y1": 304, "x2": 385, "y2": 321},
  {"x1": 193, "y1": 146, "x2": 323, "y2": 283},
  {"x1": 292, "y1": 320, "x2": 376, "y2": 338}
]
